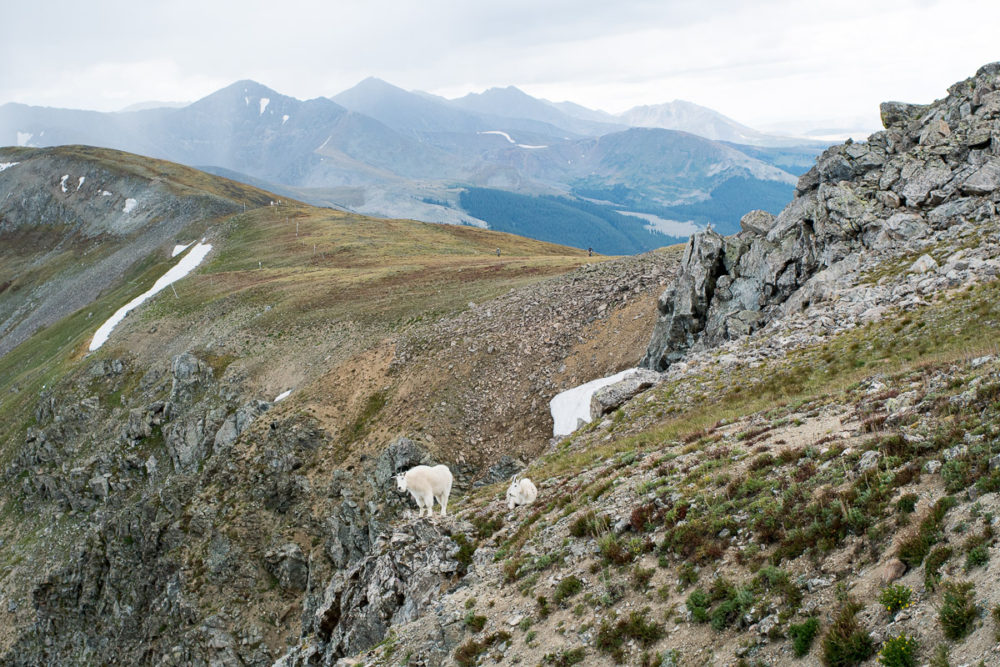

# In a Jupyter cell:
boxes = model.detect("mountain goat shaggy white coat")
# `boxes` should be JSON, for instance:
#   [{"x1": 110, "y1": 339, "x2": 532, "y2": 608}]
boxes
[
  {"x1": 395, "y1": 464, "x2": 453, "y2": 517},
  {"x1": 506, "y1": 474, "x2": 538, "y2": 509}
]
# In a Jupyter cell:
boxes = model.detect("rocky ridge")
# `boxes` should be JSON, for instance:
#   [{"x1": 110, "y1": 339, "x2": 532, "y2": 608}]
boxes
[
  {"x1": 0, "y1": 145, "x2": 274, "y2": 358},
  {"x1": 308, "y1": 63, "x2": 1000, "y2": 667},
  {"x1": 642, "y1": 62, "x2": 1000, "y2": 371},
  {"x1": 0, "y1": 227, "x2": 677, "y2": 665},
  {"x1": 4, "y1": 62, "x2": 1000, "y2": 667}
]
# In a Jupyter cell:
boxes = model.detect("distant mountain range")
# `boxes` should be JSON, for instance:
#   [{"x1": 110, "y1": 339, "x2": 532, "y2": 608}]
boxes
[{"x1": 0, "y1": 79, "x2": 832, "y2": 253}]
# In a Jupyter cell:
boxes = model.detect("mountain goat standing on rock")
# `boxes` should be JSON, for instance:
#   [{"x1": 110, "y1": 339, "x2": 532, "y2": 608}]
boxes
[
  {"x1": 396, "y1": 464, "x2": 453, "y2": 517},
  {"x1": 506, "y1": 474, "x2": 538, "y2": 510}
]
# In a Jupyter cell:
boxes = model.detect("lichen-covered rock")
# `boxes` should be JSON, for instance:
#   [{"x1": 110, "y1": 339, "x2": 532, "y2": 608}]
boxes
[
  {"x1": 739, "y1": 209, "x2": 776, "y2": 235},
  {"x1": 371, "y1": 436, "x2": 429, "y2": 491}
]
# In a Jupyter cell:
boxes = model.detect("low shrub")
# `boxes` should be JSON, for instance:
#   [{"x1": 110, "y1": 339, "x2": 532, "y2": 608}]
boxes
[
  {"x1": 821, "y1": 601, "x2": 874, "y2": 666},
  {"x1": 464, "y1": 612, "x2": 487, "y2": 632},
  {"x1": 896, "y1": 497, "x2": 957, "y2": 568},
  {"x1": 710, "y1": 586, "x2": 754, "y2": 632},
  {"x1": 964, "y1": 544, "x2": 989, "y2": 571},
  {"x1": 553, "y1": 575, "x2": 583, "y2": 605},
  {"x1": 929, "y1": 643, "x2": 950, "y2": 667},
  {"x1": 924, "y1": 546, "x2": 952, "y2": 590},
  {"x1": 451, "y1": 533, "x2": 478, "y2": 574},
  {"x1": 895, "y1": 493, "x2": 918, "y2": 514},
  {"x1": 471, "y1": 513, "x2": 504, "y2": 540},
  {"x1": 454, "y1": 631, "x2": 511, "y2": 666},
  {"x1": 633, "y1": 566, "x2": 655, "y2": 591},
  {"x1": 878, "y1": 584, "x2": 913, "y2": 617},
  {"x1": 677, "y1": 562, "x2": 698, "y2": 589},
  {"x1": 537, "y1": 595, "x2": 550, "y2": 619},
  {"x1": 595, "y1": 608, "x2": 665, "y2": 663},
  {"x1": 542, "y1": 647, "x2": 587, "y2": 665},
  {"x1": 877, "y1": 634, "x2": 918, "y2": 667},
  {"x1": 686, "y1": 588, "x2": 710, "y2": 623},
  {"x1": 631, "y1": 503, "x2": 657, "y2": 532},
  {"x1": 789, "y1": 617, "x2": 820, "y2": 658},
  {"x1": 939, "y1": 580, "x2": 978, "y2": 640},
  {"x1": 569, "y1": 511, "x2": 608, "y2": 538},
  {"x1": 598, "y1": 533, "x2": 636, "y2": 565}
]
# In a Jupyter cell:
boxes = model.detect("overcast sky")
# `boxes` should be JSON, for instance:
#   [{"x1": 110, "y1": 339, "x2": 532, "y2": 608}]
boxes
[{"x1": 3, "y1": 0, "x2": 998, "y2": 134}]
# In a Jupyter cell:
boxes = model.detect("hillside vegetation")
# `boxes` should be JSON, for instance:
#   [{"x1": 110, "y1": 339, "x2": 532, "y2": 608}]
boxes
[
  {"x1": 2, "y1": 62, "x2": 1000, "y2": 667},
  {"x1": 279, "y1": 62, "x2": 1000, "y2": 667},
  {"x1": 0, "y1": 144, "x2": 681, "y2": 665}
]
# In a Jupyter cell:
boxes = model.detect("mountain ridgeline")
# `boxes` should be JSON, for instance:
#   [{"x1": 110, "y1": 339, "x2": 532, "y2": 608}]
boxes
[
  {"x1": 0, "y1": 78, "x2": 824, "y2": 254},
  {"x1": 1, "y1": 63, "x2": 1000, "y2": 667}
]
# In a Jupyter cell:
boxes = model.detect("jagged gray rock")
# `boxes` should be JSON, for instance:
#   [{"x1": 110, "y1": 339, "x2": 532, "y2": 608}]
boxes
[
  {"x1": 643, "y1": 61, "x2": 1000, "y2": 371},
  {"x1": 213, "y1": 400, "x2": 271, "y2": 452},
  {"x1": 265, "y1": 543, "x2": 309, "y2": 592},
  {"x1": 473, "y1": 454, "x2": 525, "y2": 487},
  {"x1": 277, "y1": 520, "x2": 466, "y2": 666},
  {"x1": 372, "y1": 436, "x2": 429, "y2": 490},
  {"x1": 641, "y1": 230, "x2": 727, "y2": 370}
]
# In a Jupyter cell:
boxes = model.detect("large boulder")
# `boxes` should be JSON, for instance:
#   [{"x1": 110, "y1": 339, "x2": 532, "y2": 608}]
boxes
[
  {"x1": 590, "y1": 369, "x2": 663, "y2": 418},
  {"x1": 371, "y1": 436, "x2": 430, "y2": 490},
  {"x1": 880, "y1": 101, "x2": 928, "y2": 130}
]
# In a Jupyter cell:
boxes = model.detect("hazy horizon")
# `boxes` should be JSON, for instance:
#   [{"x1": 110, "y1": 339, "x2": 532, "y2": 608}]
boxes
[{"x1": 3, "y1": 0, "x2": 999, "y2": 136}]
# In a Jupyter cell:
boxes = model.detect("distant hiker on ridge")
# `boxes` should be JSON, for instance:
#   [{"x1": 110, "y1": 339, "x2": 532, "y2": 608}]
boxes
[{"x1": 496, "y1": 247, "x2": 501, "y2": 258}]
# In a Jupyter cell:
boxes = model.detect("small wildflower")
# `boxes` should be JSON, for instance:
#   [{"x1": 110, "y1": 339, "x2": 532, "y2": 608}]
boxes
[
  {"x1": 878, "y1": 584, "x2": 913, "y2": 618},
  {"x1": 878, "y1": 633, "x2": 918, "y2": 667}
]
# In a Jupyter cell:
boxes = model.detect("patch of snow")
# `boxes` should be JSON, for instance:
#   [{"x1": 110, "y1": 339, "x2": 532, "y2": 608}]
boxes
[
  {"x1": 0, "y1": 162, "x2": 19, "y2": 172},
  {"x1": 16, "y1": 131, "x2": 33, "y2": 147},
  {"x1": 550, "y1": 368, "x2": 643, "y2": 436},
  {"x1": 259, "y1": 97, "x2": 270, "y2": 115},
  {"x1": 274, "y1": 390, "x2": 292, "y2": 402},
  {"x1": 76, "y1": 176, "x2": 85, "y2": 191},
  {"x1": 171, "y1": 242, "x2": 193, "y2": 257},
  {"x1": 122, "y1": 198, "x2": 138, "y2": 214},
  {"x1": 619, "y1": 211, "x2": 702, "y2": 237},
  {"x1": 101, "y1": 190, "x2": 113, "y2": 196},
  {"x1": 60, "y1": 175, "x2": 69, "y2": 193},
  {"x1": 282, "y1": 114, "x2": 289, "y2": 124},
  {"x1": 89, "y1": 242, "x2": 213, "y2": 351},
  {"x1": 477, "y1": 130, "x2": 545, "y2": 149},
  {"x1": 479, "y1": 130, "x2": 515, "y2": 144},
  {"x1": 705, "y1": 162, "x2": 726, "y2": 177}
]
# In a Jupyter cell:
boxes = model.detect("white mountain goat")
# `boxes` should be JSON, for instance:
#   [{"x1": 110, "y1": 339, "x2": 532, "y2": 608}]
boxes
[
  {"x1": 395, "y1": 464, "x2": 453, "y2": 517},
  {"x1": 506, "y1": 474, "x2": 538, "y2": 510}
]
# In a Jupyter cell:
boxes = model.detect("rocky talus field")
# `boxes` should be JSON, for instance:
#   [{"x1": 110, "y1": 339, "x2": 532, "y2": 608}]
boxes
[{"x1": 1, "y1": 62, "x2": 1000, "y2": 667}]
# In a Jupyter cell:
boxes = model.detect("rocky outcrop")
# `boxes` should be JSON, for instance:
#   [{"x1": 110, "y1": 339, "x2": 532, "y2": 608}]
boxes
[
  {"x1": 276, "y1": 519, "x2": 467, "y2": 666},
  {"x1": 590, "y1": 369, "x2": 662, "y2": 418},
  {"x1": 643, "y1": 62, "x2": 1000, "y2": 370}
]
